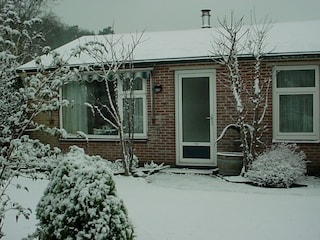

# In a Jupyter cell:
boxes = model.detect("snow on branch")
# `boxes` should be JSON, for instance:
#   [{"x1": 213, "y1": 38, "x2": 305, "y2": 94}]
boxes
[{"x1": 212, "y1": 13, "x2": 273, "y2": 171}]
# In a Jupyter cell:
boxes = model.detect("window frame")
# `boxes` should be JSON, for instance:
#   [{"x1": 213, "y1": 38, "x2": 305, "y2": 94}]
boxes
[
  {"x1": 118, "y1": 77, "x2": 148, "y2": 138},
  {"x1": 60, "y1": 72, "x2": 148, "y2": 140},
  {"x1": 273, "y1": 65, "x2": 319, "y2": 142}
]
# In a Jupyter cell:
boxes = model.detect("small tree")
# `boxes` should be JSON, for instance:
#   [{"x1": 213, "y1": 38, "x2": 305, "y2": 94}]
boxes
[
  {"x1": 213, "y1": 13, "x2": 272, "y2": 172},
  {"x1": 72, "y1": 33, "x2": 144, "y2": 176}
]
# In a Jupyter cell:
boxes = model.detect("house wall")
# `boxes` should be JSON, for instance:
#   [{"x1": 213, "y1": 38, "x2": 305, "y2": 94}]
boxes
[
  {"x1": 216, "y1": 60, "x2": 273, "y2": 152},
  {"x1": 29, "y1": 111, "x2": 60, "y2": 147},
  {"x1": 30, "y1": 59, "x2": 320, "y2": 175},
  {"x1": 59, "y1": 63, "x2": 178, "y2": 165},
  {"x1": 58, "y1": 63, "x2": 178, "y2": 165}
]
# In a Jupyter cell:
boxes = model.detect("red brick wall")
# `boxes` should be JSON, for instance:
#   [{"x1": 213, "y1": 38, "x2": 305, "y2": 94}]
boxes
[
  {"x1": 29, "y1": 111, "x2": 60, "y2": 147},
  {"x1": 31, "y1": 60, "x2": 320, "y2": 175},
  {"x1": 215, "y1": 61, "x2": 273, "y2": 152}
]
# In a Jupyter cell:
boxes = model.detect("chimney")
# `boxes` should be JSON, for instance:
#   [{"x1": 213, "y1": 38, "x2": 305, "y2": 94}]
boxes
[{"x1": 201, "y1": 9, "x2": 211, "y2": 28}]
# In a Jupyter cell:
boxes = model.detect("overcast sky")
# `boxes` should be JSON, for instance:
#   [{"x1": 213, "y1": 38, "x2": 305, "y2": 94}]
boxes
[{"x1": 52, "y1": 0, "x2": 320, "y2": 34}]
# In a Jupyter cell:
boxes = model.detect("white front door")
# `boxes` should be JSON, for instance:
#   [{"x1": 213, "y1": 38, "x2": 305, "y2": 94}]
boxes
[{"x1": 175, "y1": 69, "x2": 217, "y2": 166}]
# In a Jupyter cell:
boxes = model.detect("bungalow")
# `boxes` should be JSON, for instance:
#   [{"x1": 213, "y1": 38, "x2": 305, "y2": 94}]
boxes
[{"x1": 21, "y1": 12, "x2": 320, "y2": 175}]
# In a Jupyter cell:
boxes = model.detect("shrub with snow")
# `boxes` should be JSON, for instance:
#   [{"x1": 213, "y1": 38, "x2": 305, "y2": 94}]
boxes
[
  {"x1": 35, "y1": 146, "x2": 134, "y2": 240},
  {"x1": 246, "y1": 143, "x2": 307, "y2": 188}
]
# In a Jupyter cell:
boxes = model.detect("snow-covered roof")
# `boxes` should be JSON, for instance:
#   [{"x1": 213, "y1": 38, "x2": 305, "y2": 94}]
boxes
[{"x1": 20, "y1": 20, "x2": 320, "y2": 70}]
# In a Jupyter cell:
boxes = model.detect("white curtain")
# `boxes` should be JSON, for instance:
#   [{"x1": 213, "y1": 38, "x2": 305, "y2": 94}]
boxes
[
  {"x1": 123, "y1": 98, "x2": 144, "y2": 134},
  {"x1": 280, "y1": 94, "x2": 313, "y2": 133},
  {"x1": 62, "y1": 82, "x2": 90, "y2": 134}
]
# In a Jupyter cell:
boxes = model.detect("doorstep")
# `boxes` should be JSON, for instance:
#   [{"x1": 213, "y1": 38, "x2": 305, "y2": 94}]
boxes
[{"x1": 160, "y1": 168, "x2": 216, "y2": 175}]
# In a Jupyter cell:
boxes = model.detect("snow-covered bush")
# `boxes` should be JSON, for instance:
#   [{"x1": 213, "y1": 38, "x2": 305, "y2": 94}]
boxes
[
  {"x1": 246, "y1": 143, "x2": 307, "y2": 188},
  {"x1": 0, "y1": 1, "x2": 72, "y2": 236},
  {"x1": 35, "y1": 146, "x2": 134, "y2": 240}
]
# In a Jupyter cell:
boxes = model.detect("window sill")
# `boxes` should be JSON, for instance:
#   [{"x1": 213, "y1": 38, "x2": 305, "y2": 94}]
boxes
[
  {"x1": 59, "y1": 136, "x2": 148, "y2": 142},
  {"x1": 272, "y1": 139, "x2": 320, "y2": 144}
]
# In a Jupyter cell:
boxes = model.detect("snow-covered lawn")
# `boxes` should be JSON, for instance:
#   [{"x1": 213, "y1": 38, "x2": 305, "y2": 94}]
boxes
[{"x1": 4, "y1": 171, "x2": 320, "y2": 240}]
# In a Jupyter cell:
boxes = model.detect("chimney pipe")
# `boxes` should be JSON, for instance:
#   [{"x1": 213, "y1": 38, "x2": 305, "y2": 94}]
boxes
[{"x1": 201, "y1": 9, "x2": 211, "y2": 28}]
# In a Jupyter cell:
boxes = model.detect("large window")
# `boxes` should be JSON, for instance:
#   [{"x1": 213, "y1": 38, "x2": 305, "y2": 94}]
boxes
[
  {"x1": 273, "y1": 65, "x2": 319, "y2": 141},
  {"x1": 61, "y1": 71, "x2": 148, "y2": 138}
]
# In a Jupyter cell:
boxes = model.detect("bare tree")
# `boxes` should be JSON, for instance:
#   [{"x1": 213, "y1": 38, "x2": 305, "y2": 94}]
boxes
[
  {"x1": 72, "y1": 33, "x2": 144, "y2": 176},
  {"x1": 214, "y1": 13, "x2": 272, "y2": 172}
]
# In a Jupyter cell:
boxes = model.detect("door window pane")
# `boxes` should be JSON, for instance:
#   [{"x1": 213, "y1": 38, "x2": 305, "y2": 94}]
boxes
[
  {"x1": 182, "y1": 77, "x2": 210, "y2": 142},
  {"x1": 183, "y1": 146, "x2": 210, "y2": 159}
]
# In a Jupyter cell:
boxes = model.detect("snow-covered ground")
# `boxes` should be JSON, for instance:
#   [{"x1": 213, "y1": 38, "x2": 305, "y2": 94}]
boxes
[{"x1": 4, "y1": 171, "x2": 320, "y2": 240}]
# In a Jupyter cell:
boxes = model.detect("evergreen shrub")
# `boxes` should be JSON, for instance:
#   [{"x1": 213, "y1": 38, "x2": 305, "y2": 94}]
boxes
[{"x1": 35, "y1": 146, "x2": 134, "y2": 240}]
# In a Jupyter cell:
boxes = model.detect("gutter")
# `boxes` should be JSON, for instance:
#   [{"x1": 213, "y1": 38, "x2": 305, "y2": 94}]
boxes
[
  {"x1": 18, "y1": 52, "x2": 320, "y2": 72},
  {"x1": 128, "y1": 52, "x2": 320, "y2": 64}
]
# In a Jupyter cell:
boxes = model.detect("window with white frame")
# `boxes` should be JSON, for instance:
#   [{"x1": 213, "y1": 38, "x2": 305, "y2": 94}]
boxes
[
  {"x1": 61, "y1": 71, "x2": 148, "y2": 138},
  {"x1": 273, "y1": 65, "x2": 319, "y2": 141}
]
